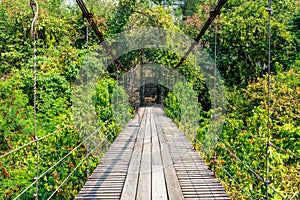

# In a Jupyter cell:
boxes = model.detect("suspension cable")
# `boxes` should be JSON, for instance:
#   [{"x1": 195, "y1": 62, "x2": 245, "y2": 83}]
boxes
[
  {"x1": 191, "y1": 127, "x2": 286, "y2": 199},
  {"x1": 192, "y1": 129, "x2": 265, "y2": 177},
  {"x1": 193, "y1": 51, "x2": 197, "y2": 149},
  {"x1": 185, "y1": 110, "x2": 267, "y2": 181},
  {"x1": 13, "y1": 119, "x2": 110, "y2": 200},
  {"x1": 268, "y1": 142, "x2": 300, "y2": 159},
  {"x1": 46, "y1": 138, "x2": 103, "y2": 199},
  {"x1": 30, "y1": 0, "x2": 39, "y2": 198},
  {"x1": 0, "y1": 100, "x2": 131, "y2": 160},
  {"x1": 219, "y1": 136, "x2": 265, "y2": 172},
  {"x1": 219, "y1": 140, "x2": 265, "y2": 182},
  {"x1": 75, "y1": 0, "x2": 125, "y2": 71},
  {"x1": 266, "y1": 0, "x2": 272, "y2": 199},
  {"x1": 219, "y1": 165, "x2": 254, "y2": 200},
  {"x1": 174, "y1": 0, "x2": 227, "y2": 69},
  {"x1": 217, "y1": 122, "x2": 297, "y2": 199},
  {"x1": 269, "y1": 185, "x2": 285, "y2": 199}
]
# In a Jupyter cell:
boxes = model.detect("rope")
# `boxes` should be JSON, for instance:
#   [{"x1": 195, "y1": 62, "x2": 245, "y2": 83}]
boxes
[
  {"x1": 30, "y1": 0, "x2": 39, "y2": 37},
  {"x1": 266, "y1": 0, "x2": 272, "y2": 199},
  {"x1": 30, "y1": 0, "x2": 39, "y2": 198}
]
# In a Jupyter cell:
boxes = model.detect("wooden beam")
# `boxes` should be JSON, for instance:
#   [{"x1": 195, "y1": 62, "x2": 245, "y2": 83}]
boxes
[{"x1": 75, "y1": 0, "x2": 125, "y2": 71}]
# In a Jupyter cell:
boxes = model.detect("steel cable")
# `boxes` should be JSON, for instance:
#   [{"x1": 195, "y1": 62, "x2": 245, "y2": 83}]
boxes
[
  {"x1": 268, "y1": 142, "x2": 300, "y2": 160},
  {"x1": 0, "y1": 100, "x2": 132, "y2": 159},
  {"x1": 85, "y1": 23, "x2": 90, "y2": 180},
  {"x1": 166, "y1": 115, "x2": 291, "y2": 199},
  {"x1": 219, "y1": 165, "x2": 254, "y2": 200},
  {"x1": 75, "y1": 0, "x2": 124, "y2": 71},
  {"x1": 13, "y1": 107, "x2": 131, "y2": 199},
  {"x1": 13, "y1": 118, "x2": 112, "y2": 200},
  {"x1": 174, "y1": 0, "x2": 227, "y2": 69},
  {"x1": 219, "y1": 140, "x2": 265, "y2": 182},
  {"x1": 13, "y1": 128, "x2": 99, "y2": 199}
]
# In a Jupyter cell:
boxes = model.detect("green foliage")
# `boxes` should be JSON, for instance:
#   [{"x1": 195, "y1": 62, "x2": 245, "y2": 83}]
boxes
[
  {"x1": 214, "y1": 67, "x2": 300, "y2": 199},
  {"x1": 164, "y1": 82, "x2": 200, "y2": 139},
  {"x1": 0, "y1": 1, "x2": 101, "y2": 199},
  {"x1": 186, "y1": 0, "x2": 299, "y2": 87},
  {"x1": 1, "y1": 0, "x2": 299, "y2": 199},
  {"x1": 217, "y1": 0, "x2": 296, "y2": 86},
  {"x1": 107, "y1": 0, "x2": 137, "y2": 35},
  {"x1": 0, "y1": 71, "x2": 32, "y2": 151},
  {"x1": 291, "y1": 9, "x2": 300, "y2": 60},
  {"x1": 95, "y1": 77, "x2": 132, "y2": 142},
  {"x1": 164, "y1": 91, "x2": 181, "y2": 121},
  {"x1": 0, "y1": 0, "x2": 32, "y2": 75},
  {"x1": 95, "y1": 78, "x2": 115, "y2": 123},
  {"x1": 0, "y1": 70, "x2": 93, "y2": 199},
  {"x1": 112, "y1": 84, "x2": 133, "y2": 129}
]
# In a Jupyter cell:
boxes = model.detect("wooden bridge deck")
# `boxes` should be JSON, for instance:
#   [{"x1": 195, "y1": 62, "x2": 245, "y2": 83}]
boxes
[{"x1": 76, "y1": 106, "x2": 230, "y2": 200}]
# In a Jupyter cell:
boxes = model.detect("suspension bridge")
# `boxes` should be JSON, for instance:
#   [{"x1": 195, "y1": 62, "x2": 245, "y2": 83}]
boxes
[
  {"x1": 1, "y1": 0, "x2": 299, "y2": 199},
  {"x1": 76, "y1": 106, "x2": 229, "y2": 199}
]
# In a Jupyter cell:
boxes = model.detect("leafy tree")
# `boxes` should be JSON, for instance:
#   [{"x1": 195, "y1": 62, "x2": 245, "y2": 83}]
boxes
[
  {"x1": 1, "y1": 0, "x2": 299, "y2": 199},
  {"x1": 215, "y1": 65, "x2": 300, "y2": 199},
  {"x1": 107, "y1": 0, "x2": 137, "y2": 35}
]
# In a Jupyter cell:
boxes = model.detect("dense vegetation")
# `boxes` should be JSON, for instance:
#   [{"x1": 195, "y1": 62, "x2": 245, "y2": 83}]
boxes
[{"x1": 0, "y1": 0, "x2": 299, "y2": 199}]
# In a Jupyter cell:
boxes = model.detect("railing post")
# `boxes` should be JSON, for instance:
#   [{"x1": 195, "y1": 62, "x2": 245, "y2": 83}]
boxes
[
  {"x1": 213, "y1": 145, "x2": 217, "y2": 178},
  {"x1": 30, "y1": 0, "x2": 39, "y2": 199},
  {"x1": 265, "y1": 0, "x2": 272, "y2": 199}
]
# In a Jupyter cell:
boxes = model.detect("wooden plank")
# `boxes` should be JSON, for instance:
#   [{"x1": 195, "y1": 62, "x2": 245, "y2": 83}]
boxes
[
  {"x1": 120, "y1": 108, "x2": 148, "y2": 200},
  {"x1": 136, "y1": 108, "x2": 151, "y2": 200},
  {"x1": 151, "y1": 107, "x2": 168, "y2": 200},
  {"x1": 154, "y1": 107, "x2": 229, "y2": 200},
  {"x1": 75, "y1": 108, "x2": 144, "y2": 200},
  {"x1": 154, "y1": 107, "x2": 184, "y2": 200}
]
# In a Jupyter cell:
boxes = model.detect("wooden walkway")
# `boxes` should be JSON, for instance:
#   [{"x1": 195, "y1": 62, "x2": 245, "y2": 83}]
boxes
[{"x1": 76, "y1": 106, "x2": 230, "y2": 200}]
